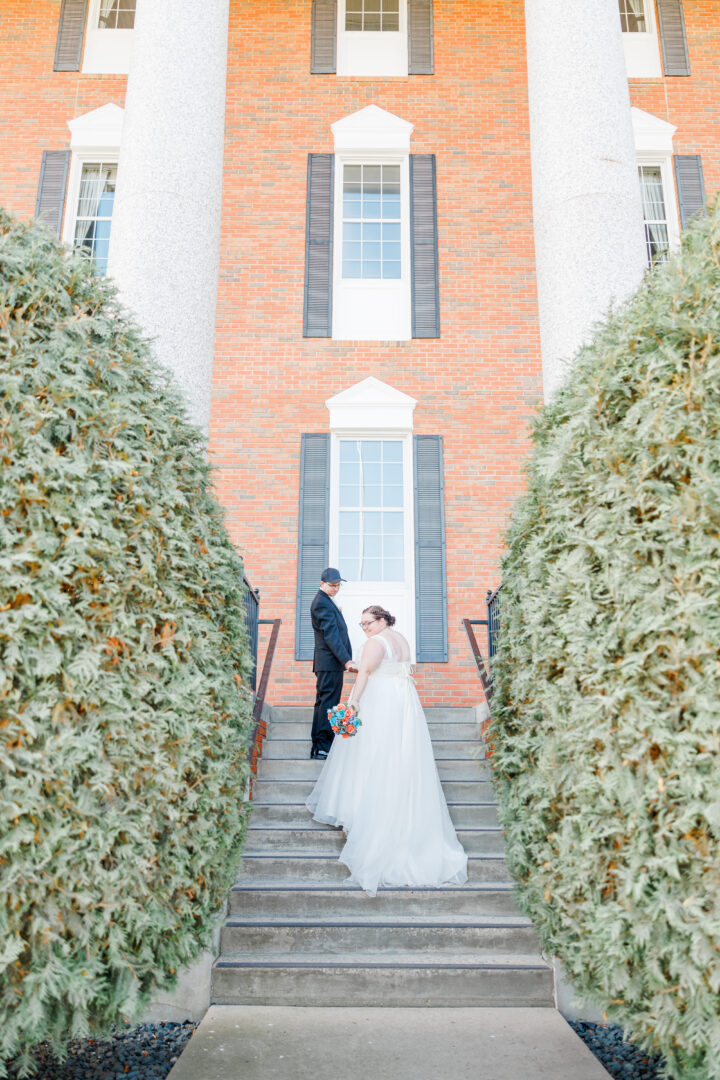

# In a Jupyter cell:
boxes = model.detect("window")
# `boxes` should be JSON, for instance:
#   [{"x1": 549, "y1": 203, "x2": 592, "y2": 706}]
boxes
[
  {"x1": 72, "y1": 163, "x2": 117, "y2": 274},
  {"x1": 342, "y1": 165, "x2": 401, "y2": 280},
  {"x1": 619, "y1": 0, "x2": 646, "y2": 32},
  {"x1": 639, "y1": 165, "x2": 669, "y2": 265},
  {"x1": 619, "y1": 0, "x2": 661, "y2": 76},
  {"x1": 346, "y1": 0, "x2": 400, "y2": 32},
  {"x1": 98, "y1": 0, "x2": 136, "y2": 29},
  {"x1": 83, "y1": 0, "x2": 135, "y2": 72},
  {"x1": 338, "y1": 440, "x2": 405, "y2": 581}
]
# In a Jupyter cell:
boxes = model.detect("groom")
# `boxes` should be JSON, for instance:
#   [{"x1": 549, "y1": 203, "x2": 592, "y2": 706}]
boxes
[{"x1": 310, "y1": 568, "x2": 356, "y2": 759}]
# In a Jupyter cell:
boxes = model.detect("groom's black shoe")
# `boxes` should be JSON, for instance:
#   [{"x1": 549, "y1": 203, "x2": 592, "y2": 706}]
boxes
[
  {"x1": 310, "y1": 747, "x2": 318, "y2": 759},
  {"x1": 316, "y1": 749, "x2": 329, "y2": 760}
]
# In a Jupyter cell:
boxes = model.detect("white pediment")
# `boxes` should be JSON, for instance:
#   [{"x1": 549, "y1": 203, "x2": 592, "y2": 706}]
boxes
[
  {"x1": 326, "y1": 377, "x2": 417, "y2": 431},
  {"x1": 632, "y1": 107, "x2": 676, "y2": 156},
  {"x1": 68, "y1": 103, "x2": 124, "y2": 151},
  {"x1": 332, "y1": 105, "x2": 414, "y2": 154}
]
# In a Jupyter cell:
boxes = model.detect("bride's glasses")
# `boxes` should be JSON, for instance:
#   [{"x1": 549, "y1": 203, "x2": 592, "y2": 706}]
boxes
[{"x1": 359, "y1": 618, "x2": 378, "y2": 629}]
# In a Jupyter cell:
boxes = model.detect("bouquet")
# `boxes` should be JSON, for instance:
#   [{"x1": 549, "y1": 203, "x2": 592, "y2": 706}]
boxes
[{"x1": 328, "y1": 702, "x2": 361, "y2": 738}]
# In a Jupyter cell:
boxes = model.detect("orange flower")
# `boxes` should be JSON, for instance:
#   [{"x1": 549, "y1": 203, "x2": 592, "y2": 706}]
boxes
[
  {"x1": 346, "y1": 725, "x2": 356, "y2": 734},
  {"x1": 332, "y1": 725, "x2": 339, "y2": 732}
]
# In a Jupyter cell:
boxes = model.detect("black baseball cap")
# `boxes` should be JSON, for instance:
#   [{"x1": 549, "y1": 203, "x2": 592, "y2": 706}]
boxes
[{"x1": 321, "y1": 567, "x2": 346, "y2": 583}]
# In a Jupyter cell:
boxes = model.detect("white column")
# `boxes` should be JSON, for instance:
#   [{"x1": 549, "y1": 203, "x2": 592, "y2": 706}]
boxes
[
  {"x1": 108, "y1": 0, "x2": 229, "y2": 433},
  {"x1": 525, "y1": 0, "x2": 648, "y2": 401}
]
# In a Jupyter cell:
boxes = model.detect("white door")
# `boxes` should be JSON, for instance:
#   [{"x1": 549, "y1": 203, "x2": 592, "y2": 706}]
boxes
[{"x1": 329, "y1": 435, "x2": 416, "y2": 664}]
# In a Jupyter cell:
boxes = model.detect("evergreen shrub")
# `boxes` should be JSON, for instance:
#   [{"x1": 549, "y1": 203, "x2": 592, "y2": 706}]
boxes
[
  {"x1": 490, "y1": 199, "x2": 720, "y2": 1080},
  {"x1": 0, "y1": 210, "x2": 253, "y2": 1076}
]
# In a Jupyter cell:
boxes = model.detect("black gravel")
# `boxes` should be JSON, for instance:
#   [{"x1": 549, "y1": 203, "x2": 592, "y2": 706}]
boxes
[
  {"x1": 571, "y1": 1020, "x2": 667, "y2": 1079},
  {"x1": 6, "y1": 1022, "x2": 197, "y2": 1080}
]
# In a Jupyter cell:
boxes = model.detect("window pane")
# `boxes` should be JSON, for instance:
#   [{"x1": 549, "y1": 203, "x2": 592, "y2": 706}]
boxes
[
  {"x1": 73, "y1": 163, "x2": 116, "y2": 275},
  {"x1": 340, "y1": 441, "x2": 361, "y2": 462},
  {"x1": 383, "y1": 242, "x2": 401, "y2": 261},
  {"x1": 363, "y1": 221, "x2": 381, "y2": 242},
  {"x1": 383, "y1": 558, "x2": 404, "y2": 581},
  {"x1": 342, "y1": 558, "x2": 360, "y2": 580},
  {"x1": 343, "y1": 164, "x2": 403, "y2": 279},
  {"x1": 340, "y1": 485, "x2": 360, "y2": 506},
  {"x1": 344, "y1": 242, "x2": 362, "y2": 261},
  {"x1": 361, "y1": 441, "x2": 382, "y2": 461},
  {"x1": 343, "y1": 260, "x2": 362, "y2": 278},
  {"x1": 382, "y1": 485, "x2": 404, "y2": 507},
  {"x1": 384, "y1": 261, "x2": 401, "y2": 279},
  {"x1": 364, "y1": 511, "x2": 382, "y2": 533},
  {"x1": 384, "y1": 512, "x2": 404, "y2": 533},
  {"x1": 345, "y1": 10, "x2": 362, "y2": 29},
  {"x1": 344, "y1": 221, "x2": 362, "y2": 242},
  {"x1": 340, "y1": 461, "x2": 360, "y2": 484},
  {"x1": 361, "y1": 559, "x2": 382, "y2": 581},
  {"x1": 339, "y1": 534, "x2": 361, "y2": 557},
  {"x1": 383, "y1": 534, "x2": 404, "y2": 559},
  {"x1": 383, "y1": 441, "x2": 403, "y2": 462},
  {"x1": 362, "y1": 462, "x2": 382, "y2": 484},
  {"x1": 365, "y1": 0, "x2": 381, "y2": 10},
  {"x1": 363, "y1": 484, "x2": 382, "y2": 506},
  {"x1": 364, "y1": 534, "x2": 382, "y2": 557},
  {"x1": 340, "y1": 510, "x2": 361, "y2": 534},
  {"x1": 618, "y1": 0, "x2": 646, "y2": 32}
]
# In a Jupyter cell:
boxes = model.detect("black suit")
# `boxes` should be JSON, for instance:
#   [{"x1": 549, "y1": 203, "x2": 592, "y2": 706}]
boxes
[{"x1": 310, "y1": 589, "x2": 352, "y2": 754}]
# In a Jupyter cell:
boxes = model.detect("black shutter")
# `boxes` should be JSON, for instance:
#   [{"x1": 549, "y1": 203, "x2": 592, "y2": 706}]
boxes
[
  {"x1": 311, "y1": 0, "x2": 337, "y2": 73},
  {"x1": 54, "y1": 0, "x2": 88, "y2": 71},
  {"x1": 410, "y1": 154, "x2": 440, "y2": 338},
  {"x1": 408, "y1": 0, "x2": 434, "y2": 75},
  {"x1": 296, "y1": 433, "x2": 331, "y2": 660},
  {"x1": 35, "y1": 151, "x2": 71, "y2": 236},
  {"x1": 303, "y1": 154, "x2": 334, "y2": 338},
  {"x1": 657, "y1": 0, "x2": 690, "y2": 76},
  {"x1": 674, "y1": 155, "x2": 706, "y2": 228},
  {"x1": 414, "y1": 435, "x2": 447, "y2": 662}
]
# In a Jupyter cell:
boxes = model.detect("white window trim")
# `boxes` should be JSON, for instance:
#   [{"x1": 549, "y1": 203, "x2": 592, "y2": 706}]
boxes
[
  {"x1": 326, "y1": 378, "x2": 418, "y2": 659},
  {"x1": 337, "y1": 0, "x2": 408, "y2": 77},
  {"x1": 331, "y1": 106, "x2": 414, "y2": 340},
  {"x1": 82, "y1": 0, "x2": 134, "y2": 74},
  {"x1": 62, "y1": 105, "x2": 123, "y2": 253},
  {"x1": 620, "y1": 0, "x2": 662, "y2": 78},
  {"x1": 632, "y1": 107, "x2": 681, "y2": 256}
]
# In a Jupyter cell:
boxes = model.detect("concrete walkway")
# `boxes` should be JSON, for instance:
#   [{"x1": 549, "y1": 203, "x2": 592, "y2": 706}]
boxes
[{"x1": 167, "y1": 1006, "x2": 613, "y2": 1080}]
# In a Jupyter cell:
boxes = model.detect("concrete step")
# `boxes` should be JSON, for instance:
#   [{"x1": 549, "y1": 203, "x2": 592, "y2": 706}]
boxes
[
  {"x1": 245, "y1": 826, "x2": 505, "y2": 855},
  {"x1": 249, "y1": 801, "x2": 499, "y2": 829},
  {"x1": 266, "y1": 720, "x2": 481, "y2": 741},
  {"x1": 251, "y1": 778, "x2": 496, "y2": 804},
  {"x1": 261, "y1": 738, "x2": 486, "y2": 760},
  {"x1": 255, "y1": 757, "x2": 490, "y2": 781},
  {"x1": 229, "y1": 883, "x2": 521, "y2": 918},
  {"x1": 237, "y1": 853, "x2": 511, "y2": 884},
  {"x1": 166, "y1": 1006, "x2": 615, "y2": 1080},
  {"x1": 211, "y1": 955, "x2": 554, "y2": 1007},
  {"x1": 269, "y1": 706, "x2": 477, "y2": 724},
  {"x1": 220, "y1": 917, "x2": 540, "y2": 956}
]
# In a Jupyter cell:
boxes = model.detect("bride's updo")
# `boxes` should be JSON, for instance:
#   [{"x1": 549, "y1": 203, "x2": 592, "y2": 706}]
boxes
[{"x1": 363, "y1": 604, "x2": 396, "y2": 627}]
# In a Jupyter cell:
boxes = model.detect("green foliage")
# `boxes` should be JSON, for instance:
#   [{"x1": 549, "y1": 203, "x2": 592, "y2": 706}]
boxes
[
  {"x1": 490, "y1": 199, "x2": 720, "y2": 1080},
  {"x1": 0, "y1": 210, "x2": 253, "y2": 1075}
]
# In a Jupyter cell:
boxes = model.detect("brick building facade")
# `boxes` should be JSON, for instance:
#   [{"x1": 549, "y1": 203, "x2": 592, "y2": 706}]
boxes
[{"x1": 1, "y1": 0, "x2": 717, "y2": 707}]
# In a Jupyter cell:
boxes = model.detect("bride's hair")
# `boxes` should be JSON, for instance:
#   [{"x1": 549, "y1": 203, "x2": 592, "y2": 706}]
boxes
[{"x1": 363, "y1": 604, "x2": 396, "y2": 627}]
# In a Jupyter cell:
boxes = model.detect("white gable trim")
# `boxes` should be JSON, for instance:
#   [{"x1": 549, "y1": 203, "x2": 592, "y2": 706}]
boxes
[
  {"x1": 332, "y1": 105, "x2": 414, "y2": 155},
  {"x1": 326, "y1": 376, "x2": 417, "y2": 431}
]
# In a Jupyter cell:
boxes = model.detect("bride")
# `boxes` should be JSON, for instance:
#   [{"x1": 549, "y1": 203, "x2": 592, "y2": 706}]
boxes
[{"x1": 305, "y1": 604, "x2": 468, "y2": 896}]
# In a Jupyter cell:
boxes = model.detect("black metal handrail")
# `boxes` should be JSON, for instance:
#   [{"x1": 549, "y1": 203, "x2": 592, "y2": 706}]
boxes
[
  {"x1": 463, "y1": 584, "x2": 502, "y2": 711},
  {"x1": 248, "y1": 618, "x2": 281, "y2": 769},
  {"x1": 243, "y1": 576, "x2": 260, "y2": 691}
]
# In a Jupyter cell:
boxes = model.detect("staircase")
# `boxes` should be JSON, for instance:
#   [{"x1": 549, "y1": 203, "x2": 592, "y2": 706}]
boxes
[{"x1": 211, "y1": 706, "x2": 554, "y2": 1007}]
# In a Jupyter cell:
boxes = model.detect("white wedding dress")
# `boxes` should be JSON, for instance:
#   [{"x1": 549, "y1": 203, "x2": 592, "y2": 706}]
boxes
[{"x1": 305, "y1": 632, "x2": 468, "y2": 896}]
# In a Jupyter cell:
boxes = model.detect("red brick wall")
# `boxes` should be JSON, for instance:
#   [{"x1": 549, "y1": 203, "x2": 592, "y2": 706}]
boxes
[
  {"x1": 0, "y1": 2, "x2": 126, "y2": 221},
  {"x1": 212, "y1": 0, "x2": 542, "y2": 707}
]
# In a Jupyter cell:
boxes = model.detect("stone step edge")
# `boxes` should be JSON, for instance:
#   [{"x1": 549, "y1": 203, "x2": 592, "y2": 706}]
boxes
[
  {"x1": 225, "y1": 918, "x2": 532, "y2": 928},
  {"x1": 241, "y1": 853, "x2": 505, "y2": 861},
  {"x1": 250, "y1": 800, "x2": 498, "y2": 808},
  {"x1": 247, "y1": 825, "x2": 502, "y2": 833},
  {"x1": 231, "y1": 882, "x2": 515, "y2": 892},
  {"x1": 214, "y1": 957, "x2": 549, "y2": 971}
]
